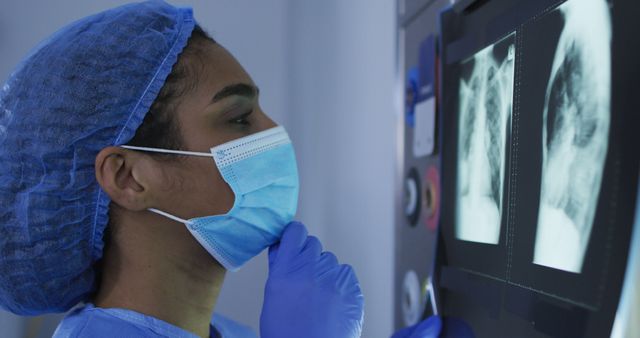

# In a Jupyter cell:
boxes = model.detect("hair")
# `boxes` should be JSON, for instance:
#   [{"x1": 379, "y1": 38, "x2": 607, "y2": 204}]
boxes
[
  {"x1": 125, "y1": 25, "x2": 215, "y2": 153},
  {"x1": 96, "y1": 25, "x2": 217, "y2": 289}
]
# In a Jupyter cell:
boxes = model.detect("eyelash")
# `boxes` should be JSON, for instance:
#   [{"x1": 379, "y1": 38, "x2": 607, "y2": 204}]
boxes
[{"x1": 230, "y1": 110, "x2": 253, "y2": 126}]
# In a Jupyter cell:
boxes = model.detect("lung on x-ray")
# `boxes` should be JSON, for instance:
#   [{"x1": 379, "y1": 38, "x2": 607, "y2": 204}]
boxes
[
  {"x1": 533, "y1": 0, "x2": 611, "y2": 273},
  {"x1": 455, "y1": 34, "x2": 515, "y2": 245}
]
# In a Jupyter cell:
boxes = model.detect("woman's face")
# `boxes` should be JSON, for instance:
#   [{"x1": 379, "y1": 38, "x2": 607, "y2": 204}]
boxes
[{"x1": 153, "y1": 41, "x2": 276, "y2": 219}]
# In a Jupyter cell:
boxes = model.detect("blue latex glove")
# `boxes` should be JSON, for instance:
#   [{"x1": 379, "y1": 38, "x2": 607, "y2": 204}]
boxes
[
  {"x1": 391, "y1": 316, "x2": 442, "y2": 338},
  {"x1": 391, "y1": 316, "x2": 476, "y2": 338},
  {"x1": 260, "y1": 222, "x2": 365, "y2": 338}
]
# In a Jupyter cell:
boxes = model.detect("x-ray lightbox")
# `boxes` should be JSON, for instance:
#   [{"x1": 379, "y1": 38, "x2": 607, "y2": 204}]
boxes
[{"x1": 433, "y1": 0, "x2": 640, "y2": 336}]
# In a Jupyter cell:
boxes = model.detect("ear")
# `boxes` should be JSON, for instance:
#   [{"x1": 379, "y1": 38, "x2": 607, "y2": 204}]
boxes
[{"x1": 95, "y1": 146, "x2": 155, "y2": 211}]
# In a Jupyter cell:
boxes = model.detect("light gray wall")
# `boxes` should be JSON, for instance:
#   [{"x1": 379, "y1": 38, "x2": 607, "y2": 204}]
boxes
[
  {"x1": 0, "y1": 1, "x2": 397, "y2": 337},
  {"x1": 287, "y1": 1, "x2": 397, "y2": 337},
  {"x1": 0, "y1": 310, "x2": 24, "y2": 338}
]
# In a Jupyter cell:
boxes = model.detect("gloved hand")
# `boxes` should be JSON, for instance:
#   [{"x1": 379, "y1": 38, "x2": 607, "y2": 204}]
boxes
[
  {"x1": 260, "y1": 222, "x2": 364, "y2": 338},
  {"x1": 391, "y1": 316, "x2": 476, "y2": 338},
  {"x1": 391, "y1": 316, "x2": 442, "y2": 338}
]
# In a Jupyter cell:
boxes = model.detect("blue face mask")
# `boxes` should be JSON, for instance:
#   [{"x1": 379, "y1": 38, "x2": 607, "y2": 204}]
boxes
[{"x1": 121, "y1": 126, "x2": 299, "y2": 271}]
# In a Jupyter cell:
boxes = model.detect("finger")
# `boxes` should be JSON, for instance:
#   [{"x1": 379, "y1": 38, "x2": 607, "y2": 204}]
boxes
[
  {"x1": 335, "y1": 264, "x2": 365, "y2": 322},
  {"x1": 412, "y1": 315, "x2": 442, "y2": 338},
  {"x1": 319, "y1": 251, "x2": 339, "y2": 267},
  {"x1": 276, "y1": 221, "x2": 308, "y2": 262},
  {"x1": 315, "y1": 251, "x2": 339, "y2": 277},
  {"x1": 336, "y1": 264, "x2": 361, "y2": 294},
  {"x1": 390, "y1": 325, "x2": 416, "y2": 338},
  {"x1": 301, "y1": 235, "x2": 323, "y2": 260}
]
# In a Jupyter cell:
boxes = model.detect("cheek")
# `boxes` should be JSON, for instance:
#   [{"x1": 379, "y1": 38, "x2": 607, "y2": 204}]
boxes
[{"x1": 180, "y1": 159, "x2": 235, "y2": 216}]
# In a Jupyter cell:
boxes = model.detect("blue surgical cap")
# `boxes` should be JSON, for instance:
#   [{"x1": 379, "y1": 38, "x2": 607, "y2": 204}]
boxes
[{"x1": 0, "y1": 1, "x2": 195, "y2": 315}]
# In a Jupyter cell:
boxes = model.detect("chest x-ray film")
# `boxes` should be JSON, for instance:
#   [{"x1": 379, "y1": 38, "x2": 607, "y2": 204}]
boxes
[
  {"x1": 455, "y1": 34, "x2": 515, "y2": 245},
  {"x1": 533, "y1": 0, "x2": 611, "y2": 273}
]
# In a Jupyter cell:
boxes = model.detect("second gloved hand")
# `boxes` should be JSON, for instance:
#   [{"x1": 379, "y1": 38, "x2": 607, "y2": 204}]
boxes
[
  {"x1": 260, "y1": 222, "x2": 364, "y2": 338},
  {"x1": 391, "y1": 316, "x2": 441, "y2": 338}
]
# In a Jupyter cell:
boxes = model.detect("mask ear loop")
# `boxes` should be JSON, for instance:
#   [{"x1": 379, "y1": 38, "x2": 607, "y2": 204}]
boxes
[
  {"x1": 119, "y1": 145, "x2": 212, "y2": 225},
  {"x1": 120, "y1": 145, "x2": 212, "y2": 157},
  {"x1": 148, "y1": 208, "x2": 190, "y2": 225}
]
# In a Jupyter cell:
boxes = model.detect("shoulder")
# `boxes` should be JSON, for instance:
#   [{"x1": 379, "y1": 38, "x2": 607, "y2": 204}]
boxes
[
  {"x1": 52, "y1": 305, "x2": 162, "y2": 338},
  {"x1": 211, "y1": 314, "x2": 257, "y2": 338}
]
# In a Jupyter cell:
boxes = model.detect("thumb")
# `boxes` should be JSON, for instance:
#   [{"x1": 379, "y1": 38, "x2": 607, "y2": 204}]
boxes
[
  {"x1": 268, "y1": 243, "x2": 280, "y2": 267},
  {"x1": 276, "y1": 221, "x2": 308, "y2": 262}
]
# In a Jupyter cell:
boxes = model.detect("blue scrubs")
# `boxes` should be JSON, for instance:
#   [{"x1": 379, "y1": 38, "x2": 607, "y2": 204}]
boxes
[{"x1": 52, "y1": 303, "x2": 257, "y2": 338}]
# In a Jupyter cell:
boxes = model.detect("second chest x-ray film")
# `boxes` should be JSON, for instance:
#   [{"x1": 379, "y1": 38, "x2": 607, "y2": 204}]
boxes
[{"x1": 532, "y1": 0, "x2": 611, "y2": 274}]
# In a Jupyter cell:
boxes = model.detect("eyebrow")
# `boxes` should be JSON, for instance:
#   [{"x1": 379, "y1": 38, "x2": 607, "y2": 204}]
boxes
[{"x1": 211, "y1": 83, "x2": 259, "y2": 104}]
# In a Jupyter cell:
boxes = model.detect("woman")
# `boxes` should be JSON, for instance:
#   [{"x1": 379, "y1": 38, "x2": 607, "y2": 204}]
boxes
[{"x1": 0, "y1": 1, "x2": 364, "y2": 337}]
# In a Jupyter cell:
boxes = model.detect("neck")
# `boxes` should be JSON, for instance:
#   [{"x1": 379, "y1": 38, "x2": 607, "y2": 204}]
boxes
[{"x1": 94, "y1": 210, "x2": 226, "y2": 338}]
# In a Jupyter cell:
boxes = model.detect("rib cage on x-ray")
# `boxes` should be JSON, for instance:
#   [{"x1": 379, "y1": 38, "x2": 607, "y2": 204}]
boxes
[
  {"x1": 456, "y1": 35, "x2": 515, "y2": 245},
  {"x1": 534, "y1": 0, "x2": 611, "y2": 273}
]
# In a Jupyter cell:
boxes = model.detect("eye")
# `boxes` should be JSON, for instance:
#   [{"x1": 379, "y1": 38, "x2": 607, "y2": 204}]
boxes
[{"x1": 229, "y1": 110, "x2": 253, "y2": 126}]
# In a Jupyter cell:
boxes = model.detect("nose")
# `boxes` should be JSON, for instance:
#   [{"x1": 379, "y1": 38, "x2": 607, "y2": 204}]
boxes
[{"x1": 258, "y1": 108, "x2": 278, "y2": 130}]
